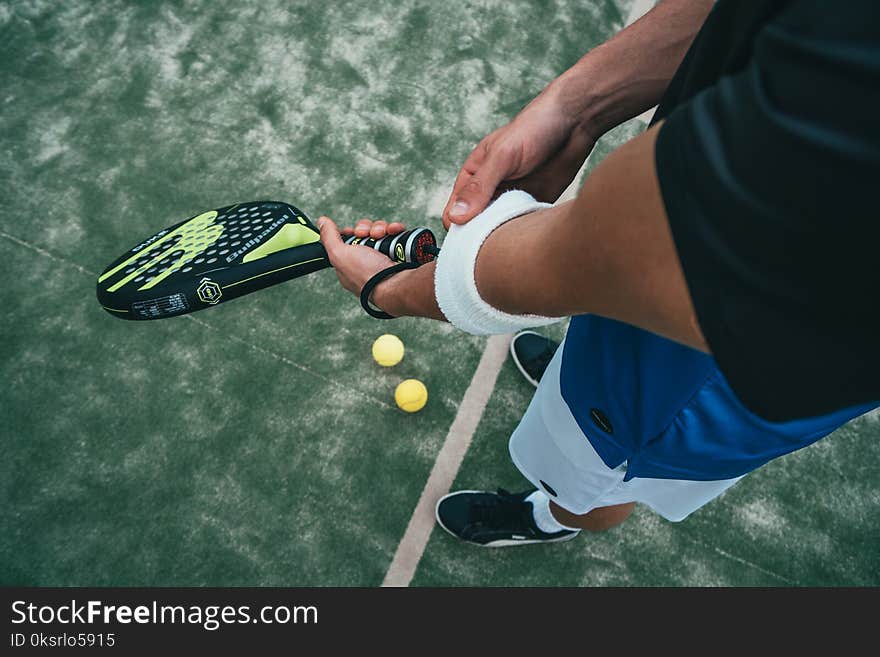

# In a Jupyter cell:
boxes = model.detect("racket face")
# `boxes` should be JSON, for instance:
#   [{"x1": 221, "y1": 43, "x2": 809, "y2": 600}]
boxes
[{"x1": 97, "y1": 201, "x2": 330, "y2": 320}]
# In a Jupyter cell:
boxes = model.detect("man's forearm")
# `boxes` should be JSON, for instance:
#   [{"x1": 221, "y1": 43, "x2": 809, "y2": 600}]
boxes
[
  {"x1": 477, "y1": 123, "x2": 706, "y2": 351},
  {"x1": 551, "y1": 0, "x2": 712, "y2": 138},
  {"x1": 374, "y1": 122, "x2": 708, "y2": 353},
  {"x1": 374, "y1": 261, "x2": 444, "y2": 321}
]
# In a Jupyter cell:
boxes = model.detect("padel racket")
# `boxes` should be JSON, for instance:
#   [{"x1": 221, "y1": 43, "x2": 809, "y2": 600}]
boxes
[{"x1": 96, "y1": 201, "x2": 437, "y2": 321}]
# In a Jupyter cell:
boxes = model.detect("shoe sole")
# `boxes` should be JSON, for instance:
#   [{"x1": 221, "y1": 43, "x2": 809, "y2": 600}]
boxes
[
  {"x1": 509, "y1": 330, "x2": 542, "y2": 388},
  {"x1": 434, "y1": 491, "x2": 579, "y2": 548}
]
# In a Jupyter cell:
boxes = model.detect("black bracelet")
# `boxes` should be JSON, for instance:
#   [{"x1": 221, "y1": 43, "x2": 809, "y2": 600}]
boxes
[{"x1": 360, "y1": 261, "x2": 420, "y2": 319}]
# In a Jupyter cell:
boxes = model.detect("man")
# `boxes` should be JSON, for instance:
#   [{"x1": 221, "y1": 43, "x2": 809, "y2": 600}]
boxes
[{"x1": 318, "y1": 0, "x2": 879, "y2": 546}]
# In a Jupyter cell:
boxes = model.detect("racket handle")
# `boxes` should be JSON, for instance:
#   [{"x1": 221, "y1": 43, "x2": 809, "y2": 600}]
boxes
[{"x1": 343, "y1": 227, "x2": 438, "y2": 265}]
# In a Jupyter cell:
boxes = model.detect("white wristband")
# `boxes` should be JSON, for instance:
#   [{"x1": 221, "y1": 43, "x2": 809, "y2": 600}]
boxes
[{"x1": 434, "y1": 190, "x2": 565, "y2": 336}]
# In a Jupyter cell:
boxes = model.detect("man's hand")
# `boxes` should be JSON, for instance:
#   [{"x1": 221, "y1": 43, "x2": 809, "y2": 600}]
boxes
[
  {"x1": 317, "y1": 216, "x2": 406, "y2": 297},
  {"x1": 318, "y1": 215, "x2": 445, "y2": 321},
  {"x1": 442, "y1": 87, "x2": 597, "y2": 228},
  {"x1": 441, "y1": 0, "x2": 713, "y2": 230}
]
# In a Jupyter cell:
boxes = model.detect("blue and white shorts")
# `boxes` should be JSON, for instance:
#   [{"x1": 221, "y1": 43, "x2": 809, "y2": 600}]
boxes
[{"x1": 509, "y1": 339, "x2": 744, "y2": 522}]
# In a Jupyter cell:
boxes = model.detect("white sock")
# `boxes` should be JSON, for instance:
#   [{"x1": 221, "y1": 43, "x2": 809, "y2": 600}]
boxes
[{"x1": 527, "y1": 490, "x2": 581, "y2": 533}]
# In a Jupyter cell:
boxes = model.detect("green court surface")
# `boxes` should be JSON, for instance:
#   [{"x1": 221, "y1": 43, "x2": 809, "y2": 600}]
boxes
[{"x1": 2, "y1": 1, "x2": 878, "y2": 587}]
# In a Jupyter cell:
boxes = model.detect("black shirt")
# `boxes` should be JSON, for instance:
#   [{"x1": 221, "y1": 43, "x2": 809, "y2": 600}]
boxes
[{"x1": 654, "y1": 0, "x2": 880, "y2": 421}]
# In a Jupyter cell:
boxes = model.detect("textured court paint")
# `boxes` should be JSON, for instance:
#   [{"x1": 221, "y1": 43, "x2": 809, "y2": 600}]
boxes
[
  {"x1": 1, "y1": 0, "x2": 627, "y2": 586},
  {"x1": 2, "y1": 0, "x2": 877, "y2": 588}
]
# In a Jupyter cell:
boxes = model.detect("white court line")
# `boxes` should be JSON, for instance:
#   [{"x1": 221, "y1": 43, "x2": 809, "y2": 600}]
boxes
[
  {"x1": 382, "y1": 333, "x2": 511, "y2": 586},
  {"x1": 381, "y1": 0, "x2": 659, "y2": 589},
  {"x1": 0, "y1": 229, "x2": 94, "y2": 276}
]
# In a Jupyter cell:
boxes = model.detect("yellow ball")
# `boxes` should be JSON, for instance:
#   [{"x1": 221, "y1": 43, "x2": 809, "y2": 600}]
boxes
[
  {"x1": 395, "y1": 379, "x2": 428, "y2": 413},
  {"x1": 372, "y1": 334, "x2": 405, "y2": 367}
]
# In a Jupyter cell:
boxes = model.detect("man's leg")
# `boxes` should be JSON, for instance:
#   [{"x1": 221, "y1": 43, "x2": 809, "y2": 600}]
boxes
[
  {"x1": 435, "y1": 322, "x2": 732, "y2": 547},
  {"x1": 510, "y1": 330, "x2": 635, "y2": 532},
  {"x1": 526, "y1": 489, "x2": 634, "y2": 534},
  {"x1": 550, "y1": 500, "x2": 634, "y2": 531},
  {"x1": 435, "y1": 334, "x2": 639, "y2": 547},
  {"x1": 437, "y1": 317, "x2": 873, "y2": 548},
  {"x1": 511, "y1": 331, "x2": 634, "y2": 532}
]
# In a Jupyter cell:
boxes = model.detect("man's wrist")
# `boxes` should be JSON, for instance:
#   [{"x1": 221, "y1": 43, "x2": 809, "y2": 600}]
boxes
[
  {"x1": 370, "y1": 261, "x2": 444, "y2": 321},
  {"x1": 370, "y1": 266, "x2": 411, "y2": 317}
]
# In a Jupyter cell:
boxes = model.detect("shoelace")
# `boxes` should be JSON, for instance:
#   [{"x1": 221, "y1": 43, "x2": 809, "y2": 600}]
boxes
[{"x1": 466, "y1": 489, "x2": 530, "y2": 529}]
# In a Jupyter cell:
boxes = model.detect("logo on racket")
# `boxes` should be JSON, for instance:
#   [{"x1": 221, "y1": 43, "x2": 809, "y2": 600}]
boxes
[
  {"x1": 196, "y1": 278, "x2": 223, "y2": 305},
  {"x1": 395, "y1": 243, "x2": 405, "y2": 262}
]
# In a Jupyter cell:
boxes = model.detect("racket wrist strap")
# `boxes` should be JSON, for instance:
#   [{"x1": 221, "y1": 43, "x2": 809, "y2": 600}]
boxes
[{"x1": 360, "y1": 261, "x2": 419, "y2": 319}]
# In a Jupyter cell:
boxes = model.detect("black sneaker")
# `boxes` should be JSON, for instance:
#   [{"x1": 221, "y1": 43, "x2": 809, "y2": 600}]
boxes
[
  {"x1": 510, "y1": 330, "x2": 559, "y2": 387},
  {"x1": 435, "y1": 489, "x2": 579, "y2": 547}
]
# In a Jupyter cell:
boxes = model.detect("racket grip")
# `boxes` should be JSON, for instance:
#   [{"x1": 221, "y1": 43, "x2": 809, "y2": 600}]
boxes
[{"x1": 344, "y1": 227, "x2": 437, "y2": 265}]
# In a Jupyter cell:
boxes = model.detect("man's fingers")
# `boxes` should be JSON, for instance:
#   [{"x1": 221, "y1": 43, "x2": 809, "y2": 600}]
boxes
[
  {"x1": 353, "y1": 219, "x2": 372, "y2": 237},
  {"x1": 317, "y1": 216, "x2": 344, "y2": 262},
  {"x1": 367, "y1": 220, "x2": 405, "y2": 238},
  {"x1": 442, "y1": 145, "x2": 486, "y2": 228},
  {"x1": 331, "y1": 218, "x2": 406, "y2": 240},
  {"x1": 443, "y1": 145, "x2": 514, "y2": 227},
  {"x1": 443, "y1": 173, "x2": 502, "y2": 227}
]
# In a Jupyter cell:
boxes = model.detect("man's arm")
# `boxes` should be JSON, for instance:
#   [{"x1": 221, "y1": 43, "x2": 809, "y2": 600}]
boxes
[
  {"x1": 374, "y1": 121, "x2": 708, "y2": 352},
  {"x1": 553, "y1": 0, "x2": 713, "y2": 137},
  {"x1": 442, "y1": 0, "x2": 714, "y2": 226}
]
